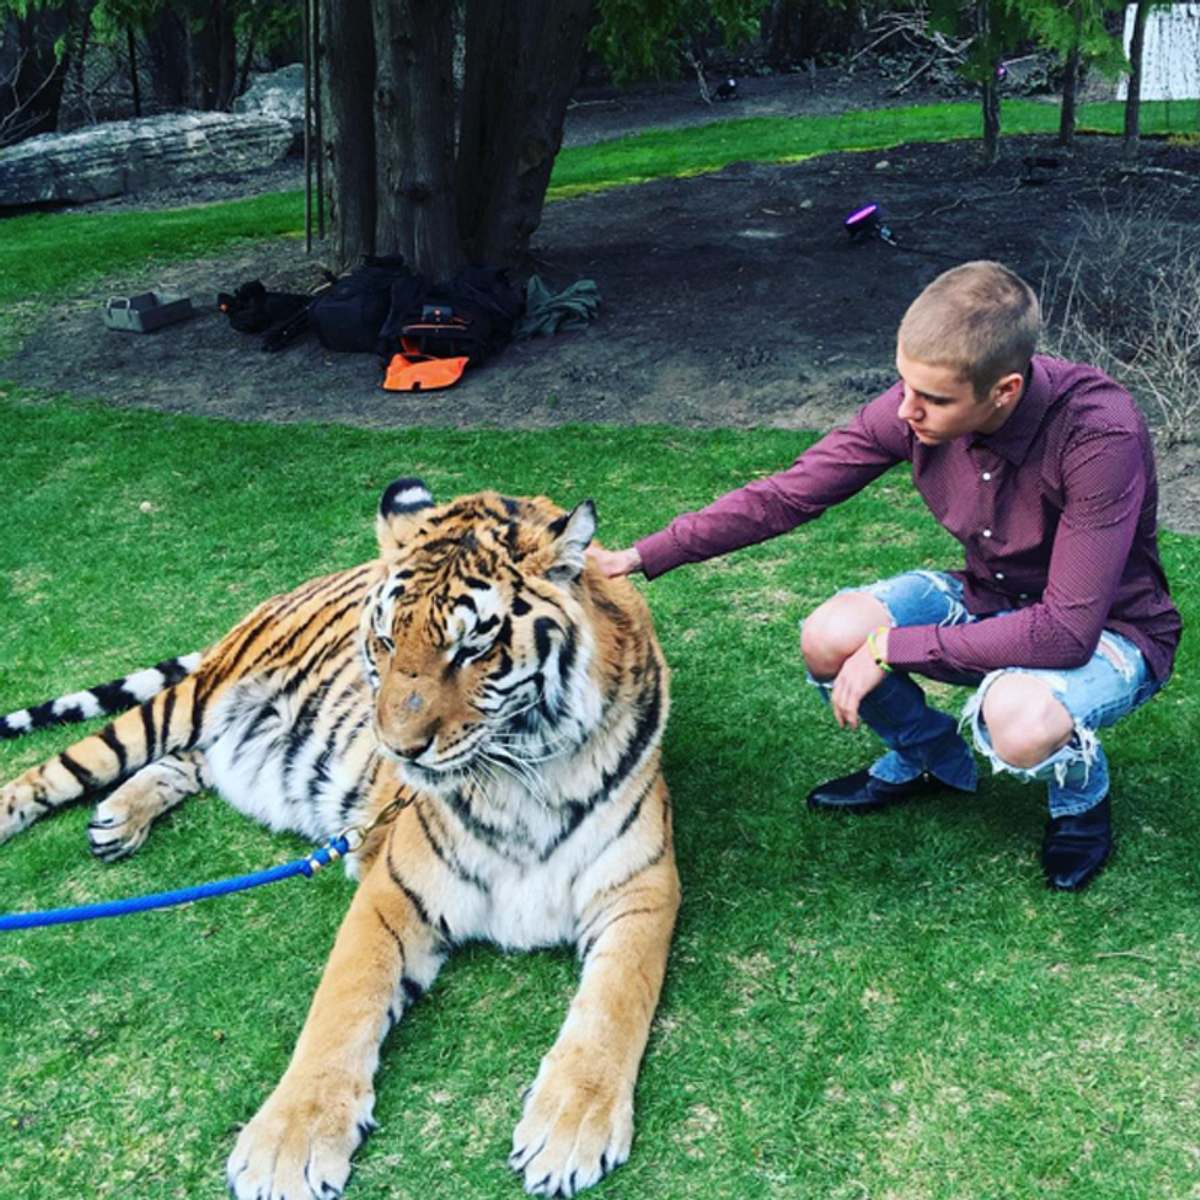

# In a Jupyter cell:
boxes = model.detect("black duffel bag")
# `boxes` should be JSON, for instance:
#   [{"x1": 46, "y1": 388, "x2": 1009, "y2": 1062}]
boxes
[{"x1": 309, "y1": 255, "x2": 426, "y2": 355}]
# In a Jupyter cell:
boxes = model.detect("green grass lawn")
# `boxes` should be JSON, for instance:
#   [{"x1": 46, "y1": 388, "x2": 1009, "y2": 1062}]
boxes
[
  {"x1": 2, "y1": 95, "x2": 1198, "y2": 1200},
  {"x1": 547, "y1": 97, "x2": 1200, "y2": 196},
  {"x1": 1, "y1": 391, "x2": 1197, "y2": 1200}
]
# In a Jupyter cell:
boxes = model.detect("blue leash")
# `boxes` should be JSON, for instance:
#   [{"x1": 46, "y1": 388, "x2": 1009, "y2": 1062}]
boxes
[{"x1": 0, "y1": 834, "x2": 352, "y2": 932}]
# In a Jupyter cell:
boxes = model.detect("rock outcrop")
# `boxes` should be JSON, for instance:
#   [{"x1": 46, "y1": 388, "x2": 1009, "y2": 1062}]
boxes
[
  {"x1": 233, "y1": 64, "x2": 306, "y2": 151},
  {"x1": 0, "y1": 111, "x2": 293, "y2": 208}
]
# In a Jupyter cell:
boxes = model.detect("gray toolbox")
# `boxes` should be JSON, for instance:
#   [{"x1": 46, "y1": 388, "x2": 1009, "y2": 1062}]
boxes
[{"x1": 104, "y1": 291, "x2": 194, "y2": 333}]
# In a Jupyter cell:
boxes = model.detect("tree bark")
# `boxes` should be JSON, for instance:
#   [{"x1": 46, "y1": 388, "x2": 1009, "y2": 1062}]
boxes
[
  {"x1": 320, "y1": 0, "x2": 595, "y2": 276},
  {"x1": 1123, "y1": 0, "x2": 1151, "y2": 161},
  {"x1": 127, "y1": 26, "x2": 142, "y2": 118},
  {"x1": 976, "y1": 0, "x2": 1000, "y2": 164},
  {"x1": 456, "y1": 0, "x2": 594, "y2": 267},
  {"x1": 372, "y1": 0, "x2": 460, "y2": 279},
  {"x1": 1058, "y1": 37, "x2": 1081, "y2": 146},
  {"x1": 320, "y1": 1, "x2": 376, "y2": 269}
]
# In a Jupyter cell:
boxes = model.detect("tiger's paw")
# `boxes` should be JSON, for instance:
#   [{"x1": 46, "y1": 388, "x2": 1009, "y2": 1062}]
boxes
[
  {"x1": 88, "y1": 788, "x2": 159, "y2": 861},
  {"x1": 226, "y1": 1080, "x2": 375, "y2": 1200},
  {"x1": 0, "y1": 781, "x2": 44, "y2": 846},
  {"x1": 509, "y1": 1055, "x2": 633, "y2": 1197}
]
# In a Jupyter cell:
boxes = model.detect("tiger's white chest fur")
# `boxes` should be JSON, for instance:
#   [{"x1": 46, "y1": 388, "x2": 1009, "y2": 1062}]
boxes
[
  {"x1": 423, "y1": 749, "x2": 655, "y2": 951},
  {"x1": 204, "y1": 670, "x2": 377, "y2": 841}
]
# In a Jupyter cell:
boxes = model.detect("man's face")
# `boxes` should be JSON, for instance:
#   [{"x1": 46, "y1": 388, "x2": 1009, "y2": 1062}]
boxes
[{"x1": 895, "y1": 347, "x2": 1017, "y2": 445}]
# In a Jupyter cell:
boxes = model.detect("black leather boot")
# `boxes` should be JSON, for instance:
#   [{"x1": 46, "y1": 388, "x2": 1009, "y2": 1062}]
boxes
[
  {"x1": 806, "y1": 768, "x2": 949, "y2": 813},
  {"x1": 1042, "y1": 795, "x2": 1112, "y2": 891}
]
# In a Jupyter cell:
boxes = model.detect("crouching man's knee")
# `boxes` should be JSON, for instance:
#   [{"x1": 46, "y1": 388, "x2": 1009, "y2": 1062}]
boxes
[
  {"x1": 801, "y1": 592, "x2": 891, "y2": 681},
  {"x1": 973, "y1": 672, "x2": 1074, "y2": 770}
]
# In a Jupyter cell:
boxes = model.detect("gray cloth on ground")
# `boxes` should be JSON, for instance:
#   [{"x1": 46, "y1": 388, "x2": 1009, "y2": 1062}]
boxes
[{"x1": 515, "y1": 275, "x2": 601, "y2": 338}]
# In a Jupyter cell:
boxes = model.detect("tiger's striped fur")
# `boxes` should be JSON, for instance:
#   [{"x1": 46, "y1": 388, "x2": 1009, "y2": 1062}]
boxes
[{"x1": 1, "y1": 478, "x2": 679, "y2": 1200}]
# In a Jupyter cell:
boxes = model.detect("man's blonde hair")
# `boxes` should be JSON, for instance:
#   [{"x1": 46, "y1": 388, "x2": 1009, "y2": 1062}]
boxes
[{"x1": 898, "y1": 260, "x2": 1040, "y2": 398}]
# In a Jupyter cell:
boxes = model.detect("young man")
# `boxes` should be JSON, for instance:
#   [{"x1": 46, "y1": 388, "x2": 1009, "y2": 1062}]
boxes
[{"x1": 590, "y1": 261, "x2": 1181, "y2": 891}]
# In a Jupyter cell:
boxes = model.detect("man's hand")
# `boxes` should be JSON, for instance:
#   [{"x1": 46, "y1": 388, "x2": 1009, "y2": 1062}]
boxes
[
  {"x1": 587, "y1": 545, "x2": 643, "y2": 578},
  {"x1": 830, "y1": 633, "x2": 887, "y2": 730}
]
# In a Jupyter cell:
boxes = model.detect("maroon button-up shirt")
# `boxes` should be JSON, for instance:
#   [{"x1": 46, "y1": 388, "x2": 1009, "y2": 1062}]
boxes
[{"x1": 636, "y1": 355, "x2": 1181, "y2": 683}]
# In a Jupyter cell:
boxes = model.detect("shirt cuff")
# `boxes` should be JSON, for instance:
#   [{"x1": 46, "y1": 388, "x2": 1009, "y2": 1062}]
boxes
[
  {"x1": 634, "y1": 529, "x2": 684, "y2": 580},
  {"x1": 884, "y1": 625, "x2": 942, "y2": 672}
]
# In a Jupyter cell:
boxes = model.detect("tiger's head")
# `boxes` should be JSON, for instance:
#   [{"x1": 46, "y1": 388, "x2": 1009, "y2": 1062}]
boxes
[{"x1": 358, "y1": 478, "x2": 602, "y2": 793}]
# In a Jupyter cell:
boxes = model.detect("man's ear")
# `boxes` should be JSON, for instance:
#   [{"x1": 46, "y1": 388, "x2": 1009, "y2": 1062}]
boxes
[
  {"x1": 544, "y1": 501, "x2": 597, "y2": 584},
  {"x1": 376, "y1": 477, "x2": 435, "y2": 556},
  {"x1": 990, "y1": 370, "x2": 1025, "y2": 410}
]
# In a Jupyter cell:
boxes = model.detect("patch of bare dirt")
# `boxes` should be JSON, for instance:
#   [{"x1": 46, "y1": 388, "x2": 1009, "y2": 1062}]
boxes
[{"x1": 4, "y1": 92, "x2": 1198, "y2": 534}]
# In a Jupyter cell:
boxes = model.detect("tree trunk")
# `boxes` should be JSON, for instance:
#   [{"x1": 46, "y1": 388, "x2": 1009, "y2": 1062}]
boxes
[
  {"x1": 127, "y1": 26, "x2": 142, "y2": 118},
  {"x1": 977, "y1": 0, "x2": 1000, "y2": 164},
  {"x1": 762, "y1": 0, "x2": 798, "y2": 65},
  {"x1": 1058, "y1": 42, "x2": 1080, "y2": 147},
  {"x1": 762, "y1": 0, "x2": 829, "y2": 65},
  {"x1": 1123, "y1": 0, "x2": 1150, "y2": 161},
  {"x1": 372, "y1": 0, "x2": 460, "y2": 279},
  {"x1": 321, "y1": 0, "x2": 377, "y2": 269},
  {"x1": 761, "y1": 0, "x2": 870, "y2": 67},
  {"x1": 456, "y1": 0, "x2": 594, "y2": 267},
  {"x1": 321, "y1": 0, "x2": 594, "y2": 276},
  {"x1": 216, "y1": 1, "x2": 238, "y2": 107},
  {"x1": 73, "y1": 6, "x2": 92, "y2": 99},
  {"x1": 189, "y1": 10, "x2": 218, "y2": 107},
  {"x1": 980, "y1": 74, "x2": 1000, "y2": 163},
  {"x1": 188, "y1": 1, "x2": 238, "y2": 110},
  {"x1": 237, "y1": 19, "x2": 262, "y2": 99},
  {"x1": 146, "y1": 8, "x2": 190, "y2": 110}
]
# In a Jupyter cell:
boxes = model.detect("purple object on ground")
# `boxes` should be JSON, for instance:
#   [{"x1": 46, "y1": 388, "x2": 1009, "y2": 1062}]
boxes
[{"x1": 844, "y1": 202, "x2": 879, "y2": 232}]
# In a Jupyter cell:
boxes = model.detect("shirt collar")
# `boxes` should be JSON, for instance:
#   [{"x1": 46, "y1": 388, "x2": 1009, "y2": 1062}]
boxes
[{"x1": 971, "y1": 356, "x2": 1053, "y2": 465}]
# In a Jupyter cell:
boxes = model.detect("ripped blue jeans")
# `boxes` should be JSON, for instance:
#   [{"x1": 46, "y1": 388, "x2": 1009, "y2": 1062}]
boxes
[{"x1": 809, "y1": 570, "x2": 1162, "y2": 819}]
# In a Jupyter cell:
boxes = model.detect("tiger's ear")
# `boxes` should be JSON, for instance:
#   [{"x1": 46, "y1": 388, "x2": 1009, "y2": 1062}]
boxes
[
  {"x1": 543, "y1": 500, "x2": 596, "y2": 584},
  {"x1": 377, "y1": 477, "x2": 435, "y2": 556}
]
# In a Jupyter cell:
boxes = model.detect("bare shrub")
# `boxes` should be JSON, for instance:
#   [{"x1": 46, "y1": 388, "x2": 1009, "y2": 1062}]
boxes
[{"x1": 1042, "y1": 196, "x2": 1200, "y2": 446}]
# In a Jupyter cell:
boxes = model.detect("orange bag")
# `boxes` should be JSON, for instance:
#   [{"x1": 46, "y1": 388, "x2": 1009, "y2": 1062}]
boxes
[{"x1": 381, "y1": 351, "x2": 469, "y2": 392}]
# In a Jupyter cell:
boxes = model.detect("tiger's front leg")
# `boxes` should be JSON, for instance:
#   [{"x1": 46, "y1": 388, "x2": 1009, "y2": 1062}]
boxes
[
  {"x1": 226, "y1": 818, "x2": 446, "y2": 1200},
  {"x1": 511, "y1": 780, "x2": 680, "y2": 1197},
  {"x1": 88, "y1": 751, "x2": 212, "y2": 861}
]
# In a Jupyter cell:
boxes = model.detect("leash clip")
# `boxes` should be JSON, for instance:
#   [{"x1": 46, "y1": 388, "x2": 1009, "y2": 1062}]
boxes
[
  {"x1": 325, "y1": 794, "x2": 412, "y2": 867},
  {"x1": 338, "y1": 825, "x2": 368, "y2": 854}
]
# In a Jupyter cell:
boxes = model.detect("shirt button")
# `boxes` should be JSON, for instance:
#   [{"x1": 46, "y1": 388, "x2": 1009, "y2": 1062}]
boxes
[
  {"x1": 982, "y1": 472, "x2": 992, "y2": 481},
  {"x1": 982, "y1": 529, "x2": 992, "y2": 538},
  {"x1": 995, "y1": 572, "x2": 1006, "y2": 581}
]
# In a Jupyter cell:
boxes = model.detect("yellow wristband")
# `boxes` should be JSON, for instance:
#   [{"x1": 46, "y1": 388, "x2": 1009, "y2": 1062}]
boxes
[{"x1": 866, "y1": 625, "x2": 892, "y2": 672}]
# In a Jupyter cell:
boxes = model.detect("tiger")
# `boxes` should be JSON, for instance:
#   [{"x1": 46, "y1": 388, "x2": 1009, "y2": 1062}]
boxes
[{"x1": 0, "y1": 478, "x2": 679, "y2": 1200}]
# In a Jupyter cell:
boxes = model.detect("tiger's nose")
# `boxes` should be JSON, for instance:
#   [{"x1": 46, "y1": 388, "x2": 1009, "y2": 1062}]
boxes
[{"x1": 392, "y1": 734, "x2": 435, "y2": 761}]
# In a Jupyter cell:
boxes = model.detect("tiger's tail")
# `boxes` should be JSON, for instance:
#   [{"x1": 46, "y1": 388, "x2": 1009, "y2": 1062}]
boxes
[
  {"x1": 0, "y1": 653, "x2": 202, "y2": 740},
  {"x1": 1, "y1": 667, "x2": 210, "y2": 844}
]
